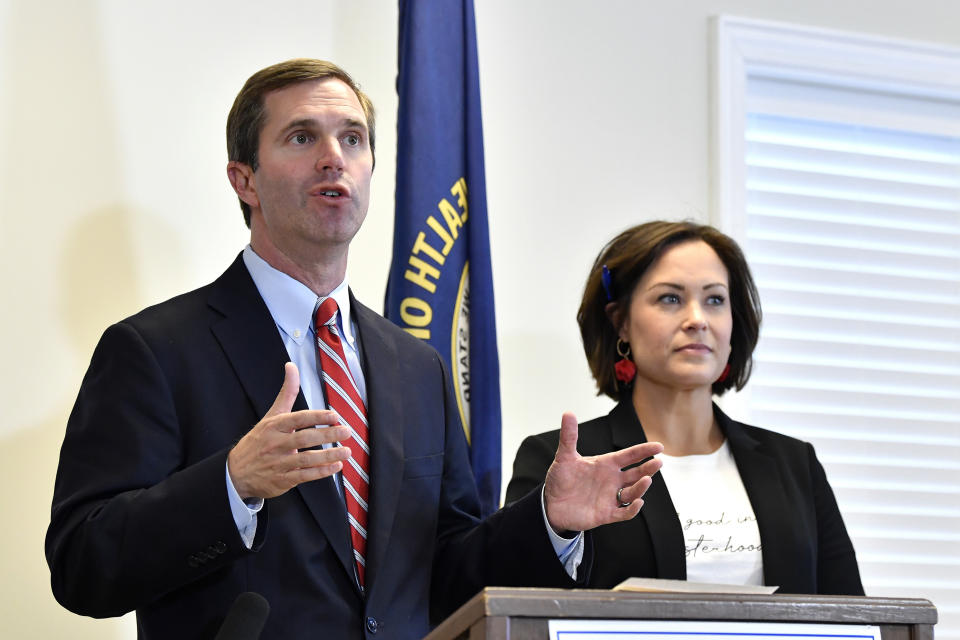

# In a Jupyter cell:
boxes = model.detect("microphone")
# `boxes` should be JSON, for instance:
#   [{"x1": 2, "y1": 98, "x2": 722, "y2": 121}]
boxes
[{"x1": 213, "y1": 591, "x2": 270, "y2": 640}]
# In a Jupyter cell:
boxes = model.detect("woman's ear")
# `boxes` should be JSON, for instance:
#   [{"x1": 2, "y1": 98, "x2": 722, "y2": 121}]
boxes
[{"x1": 605, "y1": 302, "x2": 628, "y2": 342}]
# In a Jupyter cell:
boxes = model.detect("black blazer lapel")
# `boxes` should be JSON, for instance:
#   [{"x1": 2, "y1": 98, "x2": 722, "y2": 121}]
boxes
[
  {"x1": 350, "y1": 296, "x2": 405, "y2": 591},
  {"x1": 207, "y1": 254, "x2": 356, "y2": 587},
  {"x1": 609, "y1": 401, "x2": 686, "y2": 580},
  {"x1": 207, "y1": 254, "x2": 293, "y2": 424},
  {"x1": 716, "y1": 406, "x2": 795, "y2": 590}
]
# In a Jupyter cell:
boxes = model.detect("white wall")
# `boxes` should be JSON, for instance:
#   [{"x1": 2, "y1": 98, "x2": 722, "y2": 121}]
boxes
[{"x1": 2, "y1": 1, "x2": 957, "y2": 637}]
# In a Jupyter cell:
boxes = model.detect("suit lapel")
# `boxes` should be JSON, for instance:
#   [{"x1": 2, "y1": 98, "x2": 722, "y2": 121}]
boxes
[
  {"x1": 608, "y1": 401, "x2": 686, "y2": 580},
  {"x1": 350, "y1": 296, "x2": 405, "y2": 591},
  {"x1": 716, "y1": 406, "x2": 793, "y2": 589},
  {"x1": 207, "y1": 255, "x2": 293, "y2": 424},
  {"x1": 207, "y1": 254, "x2": 356, "y2": 589}
]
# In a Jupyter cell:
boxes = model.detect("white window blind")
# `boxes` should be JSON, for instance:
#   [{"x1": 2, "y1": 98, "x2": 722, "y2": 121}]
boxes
[{"x1": 714, "y1": 17, "x2": 960, "y2": 640}]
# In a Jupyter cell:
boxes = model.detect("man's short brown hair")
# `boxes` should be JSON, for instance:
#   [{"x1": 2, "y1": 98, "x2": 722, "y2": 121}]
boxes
[
  {"x1": 226, "y1": 58, "x2": 376, "y2": 227},
  {"x1": 578, "y1": 220, "x2": 762, "y2": 401}
]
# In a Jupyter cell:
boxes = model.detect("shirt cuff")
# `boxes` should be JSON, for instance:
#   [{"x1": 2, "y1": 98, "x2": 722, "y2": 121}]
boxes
[
  {"x1": 540, "y1": 486, "x2": 585, "y2": 580},
  {"x1": 226, "y1": 460, "x2": 263, "y2": 549}
]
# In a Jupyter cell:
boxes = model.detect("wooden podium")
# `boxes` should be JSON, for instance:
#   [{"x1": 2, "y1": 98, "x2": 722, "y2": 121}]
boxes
[{"x1": 424, "y1": 588, "x2": 937, "y2": 640}]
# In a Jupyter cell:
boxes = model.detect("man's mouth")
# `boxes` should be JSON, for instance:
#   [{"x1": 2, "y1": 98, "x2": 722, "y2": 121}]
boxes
[{"x1": 311, "y1": 184, "x2": 350, "y2": 199}]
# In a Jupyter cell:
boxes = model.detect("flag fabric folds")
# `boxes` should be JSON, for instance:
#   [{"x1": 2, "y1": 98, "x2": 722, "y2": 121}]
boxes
[{"x1": 385, "y1": 0, "x2": 502, "y2": 517}]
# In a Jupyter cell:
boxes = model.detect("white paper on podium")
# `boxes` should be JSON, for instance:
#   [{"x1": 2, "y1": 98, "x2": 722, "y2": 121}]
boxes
[
  {"x1": 613, "y1": 577, "x2": 778, "y2": 594},
  {"x1": 547, "y1": 619, "x2": 881, "y2": 640}
]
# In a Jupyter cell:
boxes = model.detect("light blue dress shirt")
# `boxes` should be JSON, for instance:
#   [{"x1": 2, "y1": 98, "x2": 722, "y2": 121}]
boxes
[{"x1": 225, "y1": 245, "x2": 583, "y2": 576}]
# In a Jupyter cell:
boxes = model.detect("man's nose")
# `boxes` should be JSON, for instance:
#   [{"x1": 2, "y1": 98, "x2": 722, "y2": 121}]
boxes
[{"x1": 315, "y1": 137, "x2": 345, "y2": 172}]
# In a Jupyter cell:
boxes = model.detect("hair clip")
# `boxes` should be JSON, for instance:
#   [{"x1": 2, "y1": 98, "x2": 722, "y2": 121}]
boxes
[{"x1": 601, "y1": 264, "x2": 614, "y2": 302}]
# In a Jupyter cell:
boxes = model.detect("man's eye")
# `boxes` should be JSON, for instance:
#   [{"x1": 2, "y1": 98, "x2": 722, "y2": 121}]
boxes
[
  {"x1": 344, "y1": 134, "x2": 360, "y2": 146},
  {"x1": 293, "y1": 133, "x2": 310, "y2": 145}
]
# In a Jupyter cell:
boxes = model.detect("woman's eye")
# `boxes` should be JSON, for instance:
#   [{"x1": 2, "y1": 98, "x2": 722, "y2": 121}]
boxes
[
  {"x1": 659, "y1": 293, "x2": 680, "y2": 304},
  {"x1": 707, "y1": 295, "x2": 726, "y2": 306}
]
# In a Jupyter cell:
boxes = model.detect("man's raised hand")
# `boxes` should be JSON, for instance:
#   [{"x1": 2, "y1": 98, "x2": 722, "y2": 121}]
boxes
[
  {"x1": 228, "y1": 362, "x2": 351, "y2": 499},
  {"x1": 543, "y1": 412, "x2": 663, "y2": 534}
]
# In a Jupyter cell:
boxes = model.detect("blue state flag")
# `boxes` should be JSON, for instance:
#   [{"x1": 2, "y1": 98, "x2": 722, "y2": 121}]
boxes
[{"x1": 385, "y1": 0, "x2": 502, "y2": 516}]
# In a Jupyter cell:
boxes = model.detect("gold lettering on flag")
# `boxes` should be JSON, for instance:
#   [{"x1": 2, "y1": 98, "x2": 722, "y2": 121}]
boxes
[{"x1": 397, "y1": 177, "x2": 469, "y2": 342}]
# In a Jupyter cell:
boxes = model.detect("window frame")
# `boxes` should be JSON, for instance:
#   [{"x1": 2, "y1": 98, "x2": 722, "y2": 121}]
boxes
[{"x1": 711, "y1": 13, "x2": 960, "y2": 634}]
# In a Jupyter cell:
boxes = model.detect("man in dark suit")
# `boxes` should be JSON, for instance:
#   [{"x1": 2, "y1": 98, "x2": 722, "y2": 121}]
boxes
[{"x1": 46, "y1": 59, "x2": 663, "y2": 639}]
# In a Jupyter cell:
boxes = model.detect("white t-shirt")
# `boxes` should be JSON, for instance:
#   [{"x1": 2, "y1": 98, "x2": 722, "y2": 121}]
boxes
[{"x1": 658, "y1": 441, "x2": 764, "y2": 585}]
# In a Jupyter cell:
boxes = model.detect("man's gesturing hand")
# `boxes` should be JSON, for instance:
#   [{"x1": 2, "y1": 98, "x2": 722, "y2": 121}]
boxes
[
  {"x1": 543, "y1": 412, "x2": 663, "y2": 534},
  {"x1": 228, "y1": 362, "x2": 351, "y2": 500}
]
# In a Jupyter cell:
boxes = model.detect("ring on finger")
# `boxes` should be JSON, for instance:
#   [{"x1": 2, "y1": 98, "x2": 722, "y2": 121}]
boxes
[{"x1": 617, "y1": 487, "x2": 632, "y2": 508}]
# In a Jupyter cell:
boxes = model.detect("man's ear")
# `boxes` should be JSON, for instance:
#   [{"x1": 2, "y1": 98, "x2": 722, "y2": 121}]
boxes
[
  {"x1": 227, "y1": 161, "x2": 260, "y2": 209},
  {"x1": 605, "y1": 302, "x2": 628, "y2": 342}
]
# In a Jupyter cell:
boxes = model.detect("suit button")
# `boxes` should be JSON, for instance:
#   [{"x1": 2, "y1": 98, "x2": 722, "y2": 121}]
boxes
[
  {"x1": 213, "y1": 541, "x2": 227, "y2": 554},
  {"x1": 187, "y1": 555, "x2": 200, "y2": 568},
  {"x1": 365, "y1": 616, "x2": 378, "y2": 634}
]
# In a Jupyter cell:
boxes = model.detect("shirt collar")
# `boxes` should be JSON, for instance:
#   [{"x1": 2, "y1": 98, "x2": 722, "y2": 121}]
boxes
[{"x1": 242, "y1": 245, "x2": 356, "y2": 348}]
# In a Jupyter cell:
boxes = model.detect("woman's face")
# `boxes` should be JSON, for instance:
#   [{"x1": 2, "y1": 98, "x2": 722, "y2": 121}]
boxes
[{"x1": 617, "y1": 240, "x2": 733, "y2": 392}]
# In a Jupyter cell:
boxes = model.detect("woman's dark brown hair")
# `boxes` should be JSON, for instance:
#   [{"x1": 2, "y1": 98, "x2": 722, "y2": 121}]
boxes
[{"x1": 578, "y1": 220, "x2": 761, "y2": 401}]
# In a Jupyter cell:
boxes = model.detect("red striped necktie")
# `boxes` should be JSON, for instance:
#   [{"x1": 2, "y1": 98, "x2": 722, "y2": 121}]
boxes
[{"x1": 314, "y1": 296, "x2": 370, "y2": 588}]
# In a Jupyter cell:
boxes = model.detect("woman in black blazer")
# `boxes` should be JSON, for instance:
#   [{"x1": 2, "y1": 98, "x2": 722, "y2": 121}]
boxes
[{"x1": 507, "y1": 221, "x2": 863, "y2": 595}]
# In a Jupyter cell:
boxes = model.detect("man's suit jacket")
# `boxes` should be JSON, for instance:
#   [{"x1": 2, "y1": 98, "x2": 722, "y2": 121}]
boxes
[
  {"x1": 46, "y1": 254, "x2": 579, "y2": 640},
  {"x1": 506, "y1": 400, "x2": 863, "y2": 595}
]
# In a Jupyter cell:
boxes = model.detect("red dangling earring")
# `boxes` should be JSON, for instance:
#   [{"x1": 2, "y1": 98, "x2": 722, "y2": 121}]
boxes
[
  {"x1": 715, "y1": 363, "x2": 731, "y2": 383},
  {"x1": 614, "y1": 338, "x2": 636, "y2": 384}
]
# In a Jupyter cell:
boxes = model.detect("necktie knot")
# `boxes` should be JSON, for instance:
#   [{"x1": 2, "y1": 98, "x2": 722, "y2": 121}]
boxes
[{"x1": 316, "y1": 296, "x2": 339, "y2": 329}]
